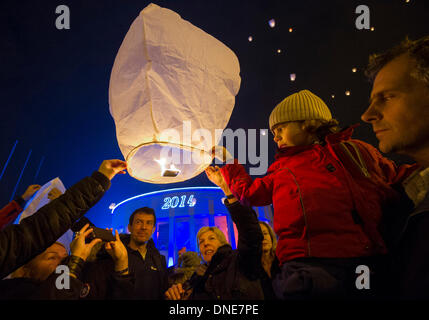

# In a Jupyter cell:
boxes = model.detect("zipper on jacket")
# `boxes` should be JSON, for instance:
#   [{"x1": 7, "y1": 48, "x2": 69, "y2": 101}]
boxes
[{"x1": 285, "y1": 167, "x2": 311, "y2": 256}]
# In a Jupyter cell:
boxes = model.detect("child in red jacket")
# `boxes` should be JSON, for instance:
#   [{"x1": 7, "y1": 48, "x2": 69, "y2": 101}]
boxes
[{"x1": 214, "y1": 89, "x2": 414, "y2": 299}]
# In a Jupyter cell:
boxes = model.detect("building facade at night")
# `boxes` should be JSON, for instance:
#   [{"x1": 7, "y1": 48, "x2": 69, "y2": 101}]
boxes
[{"x1": 110, "y1": 187, "x2": 274, "y2": 267}]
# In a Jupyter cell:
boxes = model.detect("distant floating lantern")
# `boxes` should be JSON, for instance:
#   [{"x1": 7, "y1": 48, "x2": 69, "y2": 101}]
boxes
[
  {"x1": 109, "y1": 4, "x2": 241, "y2": 184},
  {"x1": 289, "y1": 27, "x2": 293, "y2": 33},
  {"x1": 345, "y1": 90, "x2": 351, "y2": 96},
  {"x1": 261, "y1": 130, "x2": 266, "y2": 136},
  {"x1": 370, "y1": 27, "x2": 375, "y2": 31},
  {"x1": 331, "y1": 94, "x2": 335, "y2": 99},
  {"x1": 352, "y1": 67, "x2": 357, "y2": 73},
  {"x1": 248, "y1": 36, "x2": 253, "y2": 42},
  {"x1": 268, "y1": 19, "x2": 276, "y2": 28},
  {"x1": 290, "y1": 73, "x2": 296, "y2": 81},
  {"x1": 277, "y1": 49, "x2": 282, "y2": 53}
]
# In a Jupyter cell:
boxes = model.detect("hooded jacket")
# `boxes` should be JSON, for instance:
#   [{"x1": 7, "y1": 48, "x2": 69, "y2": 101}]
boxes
[{"x1": 220, "y1": 126, "x2": 415, "y2": 265}]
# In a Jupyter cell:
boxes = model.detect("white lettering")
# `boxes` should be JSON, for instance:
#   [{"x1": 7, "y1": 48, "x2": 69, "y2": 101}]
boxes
[
  {"x1": 355, "y1": 5, "x2": 370, "y2": 30},
  {"x1": 55, "y1": 265, "x2": 70, "y2": 289},
  {"x1": 355, "y1": 265, "x2": 370, "y2": 289},
  {"x1": 55, "y1": 5, "x2": 70, "y2": 30}
]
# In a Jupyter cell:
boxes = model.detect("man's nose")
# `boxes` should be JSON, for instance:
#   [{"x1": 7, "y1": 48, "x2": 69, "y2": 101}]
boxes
[{"x1": 361, "y1": 104, "x2": 380, "y2": 123}]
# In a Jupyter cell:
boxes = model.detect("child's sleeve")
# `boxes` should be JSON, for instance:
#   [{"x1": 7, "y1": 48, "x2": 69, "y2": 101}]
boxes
[{"x1": 220, "y1": 162, "x2": 273, "y2": 207}]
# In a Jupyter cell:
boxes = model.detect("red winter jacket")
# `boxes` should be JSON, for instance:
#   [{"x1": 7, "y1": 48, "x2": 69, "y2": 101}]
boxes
[{"x1": 220, "y1": 126, "x2": 415, "y2": 265}]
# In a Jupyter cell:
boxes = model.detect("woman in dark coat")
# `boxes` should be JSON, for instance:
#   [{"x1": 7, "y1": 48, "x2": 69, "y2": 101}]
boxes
[{"x1": 164, "y1": 167, "x2": 264, "y2": 300}]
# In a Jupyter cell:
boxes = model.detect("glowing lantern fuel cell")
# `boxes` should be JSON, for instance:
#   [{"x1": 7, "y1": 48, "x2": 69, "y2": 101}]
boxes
[{"x1": 109, "y1": 4, "x2": 241, "y2": 184}]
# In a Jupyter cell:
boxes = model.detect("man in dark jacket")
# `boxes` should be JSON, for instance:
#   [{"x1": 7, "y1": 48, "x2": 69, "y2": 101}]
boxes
[
  {"x1": 123, "y1": 207, "x2": 168, "y2": 299},
  {"x1": 0, "y1": 159, "x2": 127, "y2": 279},
  {"x1": 362, "y1": 35, "x2": 429, "y2": 299}
]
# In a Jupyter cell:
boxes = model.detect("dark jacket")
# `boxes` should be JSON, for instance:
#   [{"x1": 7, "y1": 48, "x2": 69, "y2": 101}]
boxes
[
  {"x1": 0, "y1": 278, "x2": 40, "y2": 299},
  {"x1": 0, "y1": 171, "x2": 110, "y2": 279},
  {"x1": 187, "y1": 200, "x2": 264, "y2": 300},
  {"x1": 121, "y1": 235, "x2": 168, "y2": 300},
  {"x1": 259, "y1": 255, "x2": 281, "y2": 300},
  {"x1": 388, "y1": 188, "x2": 429, "y2": 299},
  {"x1": 36, "y1": 252, "x2": 135, "y2": 300}
]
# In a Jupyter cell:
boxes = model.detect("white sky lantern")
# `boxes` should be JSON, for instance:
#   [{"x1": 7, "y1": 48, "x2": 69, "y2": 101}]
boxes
[
  {"x1": 268, "y1": 19, "x2": 276, "y2": 28},
  {"x1": 290, "y1": 73, "x2": 296, "y2": 81},
  {"x1": 109, "y1": 3, "x2": 241, "y2": 184}
]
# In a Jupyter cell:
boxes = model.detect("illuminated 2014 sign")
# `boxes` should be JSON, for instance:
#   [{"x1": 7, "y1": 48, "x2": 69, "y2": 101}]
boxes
[{"x1": 161, "y1": 194, "x2": 196, "y2": 210}]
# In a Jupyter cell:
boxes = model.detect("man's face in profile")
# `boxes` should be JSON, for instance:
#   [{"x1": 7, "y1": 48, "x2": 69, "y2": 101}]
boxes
[{"x1": 362, "y1": 54, "x2": 429, "y2": 156}]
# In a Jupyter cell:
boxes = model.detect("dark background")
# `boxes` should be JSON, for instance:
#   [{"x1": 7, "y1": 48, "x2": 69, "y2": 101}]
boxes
[{"x1": 1, "y1": 0, "x2": 428, "y2": 227}]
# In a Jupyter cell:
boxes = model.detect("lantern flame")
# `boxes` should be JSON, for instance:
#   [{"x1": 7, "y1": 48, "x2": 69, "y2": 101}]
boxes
[{"x1": 155, "y1": 158, "x2": 181, "y2": 177}]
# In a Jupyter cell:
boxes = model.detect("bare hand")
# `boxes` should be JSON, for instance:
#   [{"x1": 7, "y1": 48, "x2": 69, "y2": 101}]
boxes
[
  {"x1": 70, "y1": 224, "x2": 102, "y2": 261},
  {"x1": 98, "y1": 159, "x2": 127, "y2": 180},
  {"x1": 165, "y1": 283, "x2": 184, "y2": 300},
  {"x1": 47, "y1": 187, "x2": 62, "y2": 201},
  {"x1": 21, "y1": 184, "x2": 41, "y2": 201},
  {"x1": 205, "y1": 165, "x2": 231, "y2": 191},
  {"x1": 105, "y1": 229, "x2": 128, "y2": 271}
]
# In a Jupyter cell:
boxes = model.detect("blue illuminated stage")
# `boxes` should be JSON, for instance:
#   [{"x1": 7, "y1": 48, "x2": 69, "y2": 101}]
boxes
[{"x1": 110, "y1": 187, "x2": 273, "y2": 267}]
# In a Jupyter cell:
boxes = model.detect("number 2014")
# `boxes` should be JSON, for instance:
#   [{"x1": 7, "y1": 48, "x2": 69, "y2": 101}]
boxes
[{"x1": 162, "y1": 195, "x2": 196, "y2": 210}]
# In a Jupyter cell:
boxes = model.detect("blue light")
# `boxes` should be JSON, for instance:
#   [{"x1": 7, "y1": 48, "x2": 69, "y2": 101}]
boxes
[{"x1": 168, "y1": 257, "x2": 174, "y2": 267}]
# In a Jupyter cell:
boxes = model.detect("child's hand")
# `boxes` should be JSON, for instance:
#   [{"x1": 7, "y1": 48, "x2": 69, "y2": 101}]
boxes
[{"x1": 205, "y1": 166, "x2": 229, "y2": 191}]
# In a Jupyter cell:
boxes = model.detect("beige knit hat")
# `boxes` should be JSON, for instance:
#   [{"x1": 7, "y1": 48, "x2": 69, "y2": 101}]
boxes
[{"x1": 269, "y1": 90, "x2": 332, "y2": 132}]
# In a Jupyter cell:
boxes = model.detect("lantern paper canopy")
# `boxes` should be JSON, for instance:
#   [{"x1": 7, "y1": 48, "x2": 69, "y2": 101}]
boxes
[{"x1": 109, "y1": 3, "x2": 241, "y2": 184}]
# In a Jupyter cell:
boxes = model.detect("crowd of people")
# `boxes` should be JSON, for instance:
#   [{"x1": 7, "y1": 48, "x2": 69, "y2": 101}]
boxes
[{"x1": 0, "y1": 35, "x2": 428, "y2": 300}]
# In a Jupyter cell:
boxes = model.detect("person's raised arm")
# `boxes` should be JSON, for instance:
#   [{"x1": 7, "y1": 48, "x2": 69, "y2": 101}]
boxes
[{"x1": 0, "y1": 159, "x2": 126, "y2": 279}]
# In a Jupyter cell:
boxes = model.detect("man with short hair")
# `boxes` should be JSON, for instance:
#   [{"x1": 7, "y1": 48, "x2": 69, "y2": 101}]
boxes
[
  {"x1": 121, "y1": 207, "x2": 168, "y2": 299},
  {"x1": 362, "y1": 35, "x2": 429, "y2": 299}
]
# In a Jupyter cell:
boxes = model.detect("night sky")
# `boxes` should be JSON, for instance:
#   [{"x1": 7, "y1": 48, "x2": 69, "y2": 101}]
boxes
[{"x1": 1, "y1": 0, "x2": 428, "y2": 227}]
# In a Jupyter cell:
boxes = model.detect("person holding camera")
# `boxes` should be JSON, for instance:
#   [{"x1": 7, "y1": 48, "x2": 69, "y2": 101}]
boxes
[{"x1": 36, "y1": 223, "x2": 134, "y2": 300}]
